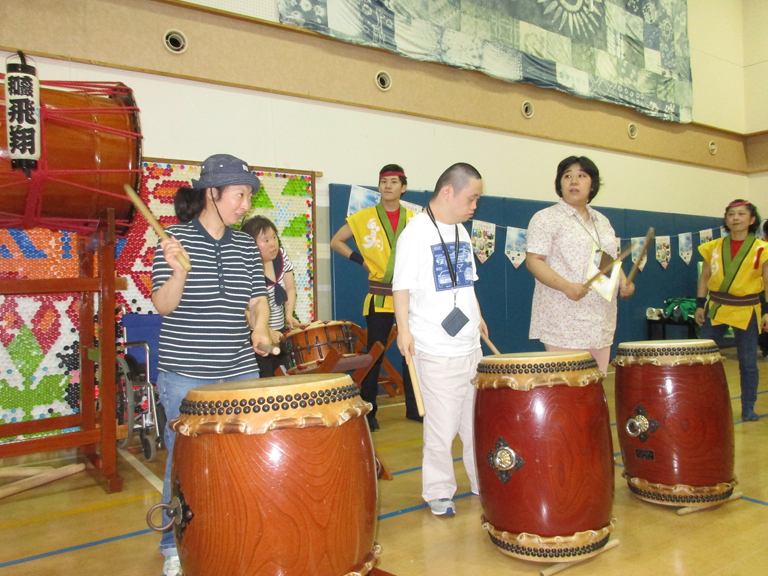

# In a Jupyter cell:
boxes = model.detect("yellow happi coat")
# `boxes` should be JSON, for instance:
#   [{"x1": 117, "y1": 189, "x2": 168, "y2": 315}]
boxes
[
  {"x1": 347, "y1": 204, "x2": 414, "y2": 315},
  {"x1": 699, "y1": 235, "x2": 768, "y2": 330}
]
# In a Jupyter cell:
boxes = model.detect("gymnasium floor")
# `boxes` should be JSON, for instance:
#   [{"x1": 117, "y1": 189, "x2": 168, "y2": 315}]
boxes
[{"x1": 2, "y1": 349, "x2": 768, "y2": 576}]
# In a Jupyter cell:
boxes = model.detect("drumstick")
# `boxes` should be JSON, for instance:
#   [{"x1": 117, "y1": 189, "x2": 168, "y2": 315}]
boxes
[
  {"x1": 481, "y1": 332, "x2": 501, "y2": 355},
  {"x1": 539, "y1": 539, "x2": 620, "y2": 576},
  {"x1": 583, "y1": 246, "x2": 632, "y2": 289},
  {"x1": 405, "y1": 351, "x2": 426, "y2": 417},
  {"x1": 256, "y1": 341, "x2": 281, "y2": 356},
  {"x1": 123, "y1": 184, "x2": 192, "y2": 271},
  {"x1": 626, "y1": 227, "x2": 655, "y2": 285},
  {"x1": 244, "y1": 310, "x2": 281, "y2": 355}
]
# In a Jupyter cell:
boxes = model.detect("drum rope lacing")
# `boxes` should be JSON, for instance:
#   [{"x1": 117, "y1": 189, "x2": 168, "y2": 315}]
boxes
[{"x1": 0, "y1": 79, "x2": 142, "y2": 232}]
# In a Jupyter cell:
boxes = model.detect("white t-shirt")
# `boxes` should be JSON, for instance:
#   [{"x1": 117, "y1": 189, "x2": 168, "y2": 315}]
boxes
[{"x1": 393, "y1": 212, "x2": 481, "y2": 356}]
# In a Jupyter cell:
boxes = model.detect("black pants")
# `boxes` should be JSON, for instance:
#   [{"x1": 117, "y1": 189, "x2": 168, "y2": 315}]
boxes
[
  {"x1": 361, "y1": 298, "x2": 418, "y2": 418},
  {"x1": 255, "y1": 340, "x2": 291, "y2": 378}
]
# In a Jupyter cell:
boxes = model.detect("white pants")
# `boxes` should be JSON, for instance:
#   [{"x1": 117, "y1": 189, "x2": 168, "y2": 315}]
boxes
[{"x1": 413, "y1": 348, "x2": 482, "y2": 502}]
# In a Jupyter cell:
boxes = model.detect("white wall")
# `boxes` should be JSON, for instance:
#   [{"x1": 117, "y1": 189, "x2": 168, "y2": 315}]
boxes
[
  {"x1": 688, "y1": 0, "x2": 746, "y2": 132},
  {"x1": 743, "y1": 0, "x2": 768, "y2": 133},
  {"x1": 5, "y1": 53, "x2": 751, "y2": 318}
]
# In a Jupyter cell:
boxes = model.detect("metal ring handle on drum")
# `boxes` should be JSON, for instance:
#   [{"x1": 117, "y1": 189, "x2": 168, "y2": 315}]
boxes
[
  {"x1": 146, "y1": 502, "x2": 177, "y2": 532},
  {"x1": 493, "y1": 446, "x2": 518, "y2": 471},
  {"x1": 626, "y1": 414, "x2": 650, "y2": 437}
]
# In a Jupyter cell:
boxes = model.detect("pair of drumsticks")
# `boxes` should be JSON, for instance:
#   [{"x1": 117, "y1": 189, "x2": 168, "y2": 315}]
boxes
[
  {"x1": 481, "y1": 227, "x2": 655, "y2": 355},
  {"x1": 124, "y1": 184, "x2": 278, "y2": 356}
]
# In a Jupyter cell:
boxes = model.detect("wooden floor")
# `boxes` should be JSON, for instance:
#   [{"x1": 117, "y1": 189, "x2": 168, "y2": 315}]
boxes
[{"x1": 2, "y1": 348, "x2": 768, "y2": 576}]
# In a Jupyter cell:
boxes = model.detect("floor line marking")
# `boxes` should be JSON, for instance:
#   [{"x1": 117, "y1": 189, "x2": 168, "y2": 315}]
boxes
[
  {"x1": 118, "y1": 448, "x2": 163, "y2": 493},
  {"x1": 0, "y1": 529, "x2": 154, "y2": 568},
  {"x1": 378, "y1": 492, "x2": 472, "y2": 520},
  {"x1": 0, "y1": 493, "x2": 156, "y2": 531}
]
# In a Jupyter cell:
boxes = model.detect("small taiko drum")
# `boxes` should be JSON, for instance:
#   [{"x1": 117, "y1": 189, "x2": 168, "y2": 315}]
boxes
[
  {"x1": 284, "y1": 321, "x2": 355, "y2": 369},
  {"x1": 0, "y1": 82, "x2": 140, "y2": 236},
  {"x1": 158, "y1": 374, "x2": 380, "y2": 576},
  {"x1": 614, "y1": 339, "x2": 736, "y2": 506},
  {"x1": 473, "y1": 352, "x2": 615, "y2": 563}
]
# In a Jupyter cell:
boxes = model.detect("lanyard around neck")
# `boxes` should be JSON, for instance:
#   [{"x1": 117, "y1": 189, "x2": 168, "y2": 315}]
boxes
[{"x1": 426, "y1": 205, "x2": 459, "y2": 289}]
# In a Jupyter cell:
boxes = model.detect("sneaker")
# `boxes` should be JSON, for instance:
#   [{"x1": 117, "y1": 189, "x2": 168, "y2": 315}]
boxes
[
  {"x1": 163, "y1": 555, "x2": 182, "y2": 576},
  {"x1": 367, "y1": 415, "x2": 380, "y2": 432},
  {"x1": 742, "y1": 410, "x2": 760, "y2": 422},
  {"x1": 405, "y1": 412, "x2": 424, "y2": 423},
  {"x1": 428, "y1": 498, "x2": 456, "y2": 516}
]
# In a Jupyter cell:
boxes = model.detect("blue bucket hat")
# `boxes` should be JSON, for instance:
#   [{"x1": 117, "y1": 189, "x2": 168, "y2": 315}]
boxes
[{"x1": 191, "y1": 154, "x2": 260, "y2": 191}]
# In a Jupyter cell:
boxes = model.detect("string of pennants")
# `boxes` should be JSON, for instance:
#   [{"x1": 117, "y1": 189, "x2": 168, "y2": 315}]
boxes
[
  {"x1": 345, "y1": 186, "x2": 755, "y2": 273},
  {"x1": 471, "y1": 221, "x2": 753, "y2": 270}
]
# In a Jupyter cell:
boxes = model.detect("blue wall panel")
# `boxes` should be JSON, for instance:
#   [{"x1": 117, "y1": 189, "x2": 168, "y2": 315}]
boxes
[{"x1": 329, "y1": 184, "x2": 722, "y2": 370}]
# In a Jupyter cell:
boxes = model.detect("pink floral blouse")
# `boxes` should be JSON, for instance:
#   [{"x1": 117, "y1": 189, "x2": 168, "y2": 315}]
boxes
[{"x1": 527, "y1": 199, "x2": 620, "y2": 349}]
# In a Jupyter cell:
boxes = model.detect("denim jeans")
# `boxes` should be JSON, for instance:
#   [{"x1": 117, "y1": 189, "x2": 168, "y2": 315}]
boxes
[
  {"x1": 701, "y1": 314, "x2": 759, "y2": 415},
  {"x1": 157, "y1": 370, "x2": 260, "y2": 556}
]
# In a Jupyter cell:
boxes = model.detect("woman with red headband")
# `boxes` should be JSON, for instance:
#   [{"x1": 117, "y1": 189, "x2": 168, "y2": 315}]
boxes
[{"x1": 695, "y1": 199, "x2": 768, "y2": 421}]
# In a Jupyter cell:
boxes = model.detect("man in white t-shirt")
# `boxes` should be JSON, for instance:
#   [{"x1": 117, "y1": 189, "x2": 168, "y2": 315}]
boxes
[{"x1": 393, "y1": 162, "x2": 488, "y2": 517}]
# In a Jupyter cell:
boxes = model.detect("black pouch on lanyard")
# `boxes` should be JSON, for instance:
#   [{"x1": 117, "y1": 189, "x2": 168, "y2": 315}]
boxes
[{"x1": 441, "y1": 306, "x2": 469, "y2": 337}]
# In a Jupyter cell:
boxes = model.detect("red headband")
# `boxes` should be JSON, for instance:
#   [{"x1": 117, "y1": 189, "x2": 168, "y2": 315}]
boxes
[
  {"x1": 728, "y1": 200, "x2": 750, "y2": 208},
  {"x1": 380, "y1": 171, "x2": 405, "y2": 178}
]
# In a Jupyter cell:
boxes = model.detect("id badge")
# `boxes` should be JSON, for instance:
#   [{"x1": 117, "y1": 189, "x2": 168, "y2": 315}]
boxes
[{"x1": 442, "y1": 307, "x2": 469, "y2": 337}]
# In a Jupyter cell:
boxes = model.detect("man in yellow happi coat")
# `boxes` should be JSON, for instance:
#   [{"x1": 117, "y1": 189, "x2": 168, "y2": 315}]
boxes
[
  {"x1": 696, "y1": 199, "x2": 768, "y2": 421},
  {"x1": 331, "y1": 164, "x2": 419, "y2": 431}
]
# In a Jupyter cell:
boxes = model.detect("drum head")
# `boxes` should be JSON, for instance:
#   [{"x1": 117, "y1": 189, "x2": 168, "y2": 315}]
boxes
[
  {"x1": 173, "y1": 373, "x2": 368, "y2": 435},
  {"x1": 474, "y1": 350, "x2": 601, "y2": 390},
  {"x1": 614, "y1": 339, "x2": 721, "y2": 366}
]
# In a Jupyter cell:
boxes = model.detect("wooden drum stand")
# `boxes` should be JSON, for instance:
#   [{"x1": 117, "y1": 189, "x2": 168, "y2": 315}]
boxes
[{"x1": 0, "y1": 209, "x2": 124, "y2": 493}]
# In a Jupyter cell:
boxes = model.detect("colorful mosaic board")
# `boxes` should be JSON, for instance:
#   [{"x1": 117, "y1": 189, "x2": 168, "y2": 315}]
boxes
[{"x1": 1, "y1": 161, "x2": 316, "y2": 440}]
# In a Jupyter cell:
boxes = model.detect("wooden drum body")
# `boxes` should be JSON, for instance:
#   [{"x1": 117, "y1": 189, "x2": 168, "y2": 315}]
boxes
[
  {"x1": 284, "y1": 321, "x2": 355, "y2": 369},
  {"x1": 168, "y1": 374, "x2": 380, "y2": 576},
  {"x1": 614, "y1": 340, "x2": 736, "y2": 506},
  {"x1": 0, "y1": 82, "x2": 140, "y2": 236},
  {"x1": 473, "y1": 352, "x2": 615, "y2": 563}
]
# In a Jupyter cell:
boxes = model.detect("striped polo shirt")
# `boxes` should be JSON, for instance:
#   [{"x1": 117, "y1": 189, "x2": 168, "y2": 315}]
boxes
[{"x1": 152, "y1": 218, "x2": 267, "y2": 378}]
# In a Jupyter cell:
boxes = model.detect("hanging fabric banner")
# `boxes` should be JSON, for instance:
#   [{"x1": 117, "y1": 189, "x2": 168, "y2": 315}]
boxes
[
  {"x1": 347, "y1": 184, "x2": 379, "y2": 216},
  {"x1": 472, "y1": 220, "x2": 496, "y2": 264},
  {"x1": 678, "y1": 232, "x2": 692, "y2": 264},
  {"x1": 655, "y1": 235, "x2": 671, "y2": 269},
  {"x1": 631, "y1": 237, "x2": 648, "y2": 272},
  {"x1": 699, "y1": 229, "x2": 713, "y2": 245},
  {"x1": 504, "y1": 227, "x2": 527, "y2": 268}
]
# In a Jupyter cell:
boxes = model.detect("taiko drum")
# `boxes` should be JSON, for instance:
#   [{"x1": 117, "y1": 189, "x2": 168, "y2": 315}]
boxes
[
  {"x1": 473, "y1": 352, "x2": 615, "y2": 563},
  {"x1": 0, "y1": 82, "x2": 140, "y2": 236},
  {"x1": 164, "y1": 374, "x2": 380, "y2": 576},
  {"x1": 284, "y1": 321, "x2": 355, "y2": 369},
  {"x1": 614, "y1": 340, "x2": 736, "y2": 506}
]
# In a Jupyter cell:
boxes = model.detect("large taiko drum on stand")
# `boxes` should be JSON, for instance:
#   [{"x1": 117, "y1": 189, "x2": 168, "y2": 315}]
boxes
[
  {"x1": 284, "y1": 321, "x2": 355, "y2": 370},
  {"x1": 0, "y1": 81, "x2": 141, "y2": 236},
  {"x1": 614, "y1": 340, "x2": 736, "y2": 506},
  {"x1": 160, "y1": 374, "x2": 380, "y2": 576},
  {"x1": 473, "y1": 352, "x2": 615, "y2": 563}
]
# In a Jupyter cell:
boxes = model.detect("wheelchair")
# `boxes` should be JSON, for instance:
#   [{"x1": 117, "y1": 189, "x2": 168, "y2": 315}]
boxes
[{"x1": 115, "y1": 311, "x2": 166, "y2": 461}]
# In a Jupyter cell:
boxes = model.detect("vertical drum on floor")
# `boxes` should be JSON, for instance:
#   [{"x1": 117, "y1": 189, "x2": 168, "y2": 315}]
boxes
[
  {"x1": 473, "y1": 351, "x2": 615, "y2": 563},
  {"x1": 158, "y1": 373, "x2": 380, "y2": 576},
  {"x1": 614, "y1": 339, "x2": 736, "y2": 506}
]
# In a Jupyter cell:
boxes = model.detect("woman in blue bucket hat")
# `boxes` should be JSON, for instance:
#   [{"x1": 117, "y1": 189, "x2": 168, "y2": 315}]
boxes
[{"x1": 150, "y1": 154, "x2": 271, "y2": 576}]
